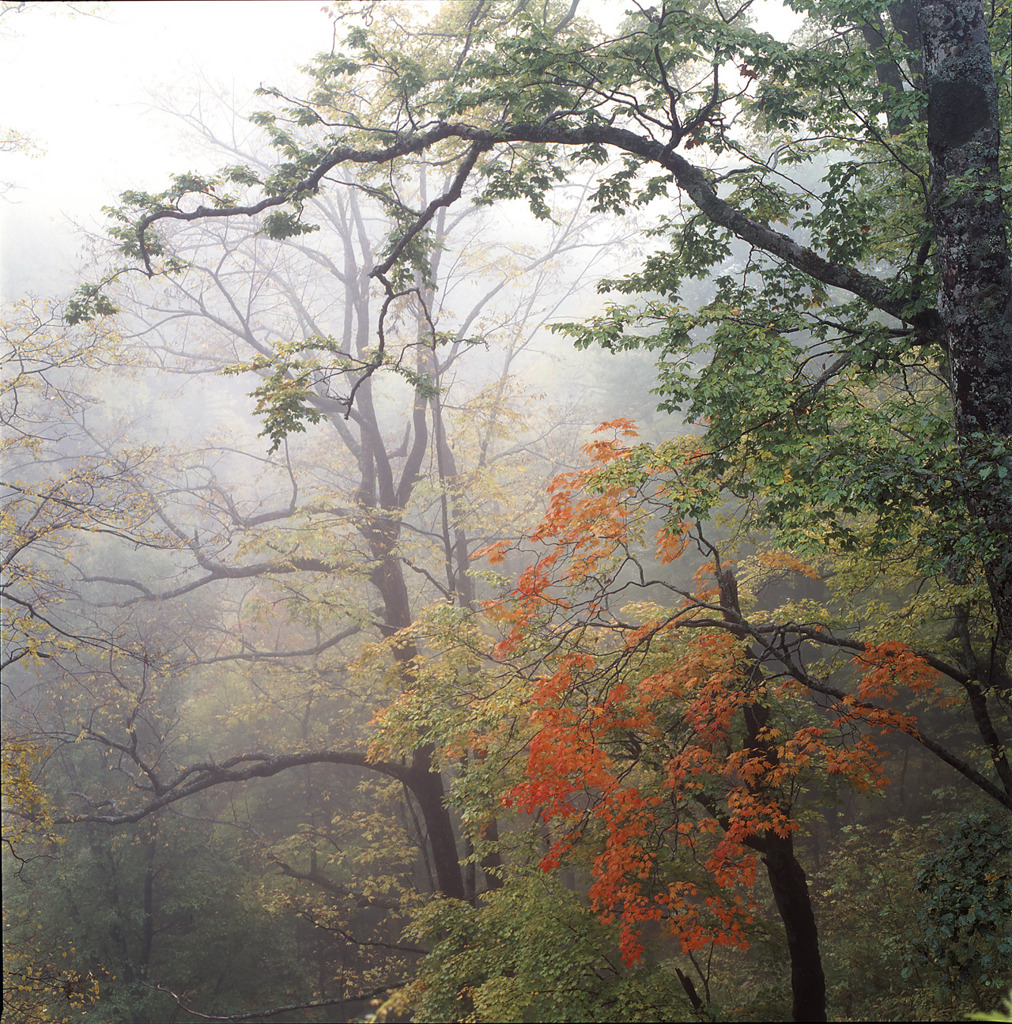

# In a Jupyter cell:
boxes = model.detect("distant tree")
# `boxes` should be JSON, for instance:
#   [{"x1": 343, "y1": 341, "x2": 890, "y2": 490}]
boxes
[{"x1": 1, "y1": 298, "x2": 142, "y2": 673}]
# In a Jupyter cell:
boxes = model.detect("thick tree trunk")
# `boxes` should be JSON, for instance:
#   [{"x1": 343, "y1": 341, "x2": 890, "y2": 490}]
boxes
[
  {"x1": 374, "y1": 551, "x2": 466, "y2": 899},
  {"x1": 353, "y1": 406, "x2": 467, "y2": 901},
  {"x1": 919, "y1": 0, "x2": 1012, "y2": 647}
]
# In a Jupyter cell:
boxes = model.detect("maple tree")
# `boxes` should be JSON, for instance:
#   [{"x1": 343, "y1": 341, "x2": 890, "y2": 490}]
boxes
[{"x1": 467, "y1": 417, "x2": 1009, "y2": 1020}]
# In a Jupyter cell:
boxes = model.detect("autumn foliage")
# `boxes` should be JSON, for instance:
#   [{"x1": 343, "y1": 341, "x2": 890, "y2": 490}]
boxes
[{"x1": 485, "y1": 421, "x2": 945, "y2": 966}]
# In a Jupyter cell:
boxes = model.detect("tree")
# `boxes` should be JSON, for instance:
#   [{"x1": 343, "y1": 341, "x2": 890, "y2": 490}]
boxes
[
  {"x1": 0, "y1": 299, "x2": 155, "y2": 1022},
  {"x1": 55, "y1": 0, "x2": 1012, "y2": 1018},
  {"x1": 64, "y1": 163, "x2": 604, "y2": 884},
  {"x1": 477, "y1": 417, "x2": 1009, "y2": 1020},
  {"x1": 1, "y1": 298, "x2": 143, "y2": 673}
]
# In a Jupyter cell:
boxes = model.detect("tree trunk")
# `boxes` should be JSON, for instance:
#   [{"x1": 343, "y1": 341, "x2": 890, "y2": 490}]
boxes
[
  {"x1": 407, "y1": 751, "x2": 466, "y2": 900},
  {"x1": 373, "y1": 557, "x2": 466, "y2": 899},
  {"x1": 354, "y1": 401, "x2": 467, "y2": 901},
  {"x1": 860, "y1": 13, "x2": 913, "y2": 135},
  {"x1": 919, "y1": 0, "x2": 1012, "y2": 647},
  {"x1": 720, "y1": 570, "x2": 828, "y2": 1021},
  {"x1": 761, "y1": 834, "x2": 828, "y2": 1022}
]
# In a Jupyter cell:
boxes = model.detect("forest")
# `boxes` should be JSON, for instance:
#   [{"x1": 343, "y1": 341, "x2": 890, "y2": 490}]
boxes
[{"x1": 2, "y1": 0, "x2": 1011, "y2": 1021}]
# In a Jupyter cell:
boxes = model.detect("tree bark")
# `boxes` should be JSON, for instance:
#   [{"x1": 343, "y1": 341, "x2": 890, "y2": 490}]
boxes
[{"x1": 919, "y1": 0, "x2": 1012, "y2": 647}]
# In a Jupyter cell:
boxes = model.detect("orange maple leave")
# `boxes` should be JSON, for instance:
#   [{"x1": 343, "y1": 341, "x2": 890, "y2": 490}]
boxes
[{"x1": 483, "y1": 421, "x2": 952, "y2": 967}]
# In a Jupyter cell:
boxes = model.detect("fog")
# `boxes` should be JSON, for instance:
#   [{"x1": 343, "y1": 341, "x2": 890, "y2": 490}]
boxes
[
  {"x1": 3, "y1": 3, "x2": 1005, "y2": 1023},
  {"x1": 2, "y1": 1, "x2": 328, "y2": 296}
]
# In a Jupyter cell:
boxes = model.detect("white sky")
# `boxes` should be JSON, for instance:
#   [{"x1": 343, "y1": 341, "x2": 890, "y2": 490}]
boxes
[
  {"x1": 1, "y1": 0, "x2": 332, "y2": 297},
  {"x1": 0, "y1": 0, "x2": 799, "y2": 300}
]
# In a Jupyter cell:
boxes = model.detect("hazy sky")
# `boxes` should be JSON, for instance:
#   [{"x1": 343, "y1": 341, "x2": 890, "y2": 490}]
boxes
[{"x1": 1, "y1": 0, "x2": 331, "y2": 297}]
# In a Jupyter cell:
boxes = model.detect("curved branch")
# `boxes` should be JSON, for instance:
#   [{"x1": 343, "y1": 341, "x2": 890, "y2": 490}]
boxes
[
  {"x1": 56, "y1": 748, "x2": 412, "y2": 826},
  {"x1": 143, "y1": 981, "x2": 406, "y2": 1023},
  {"x1": 135, "y1": 122, "x2": 941, "y2": 340}
]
